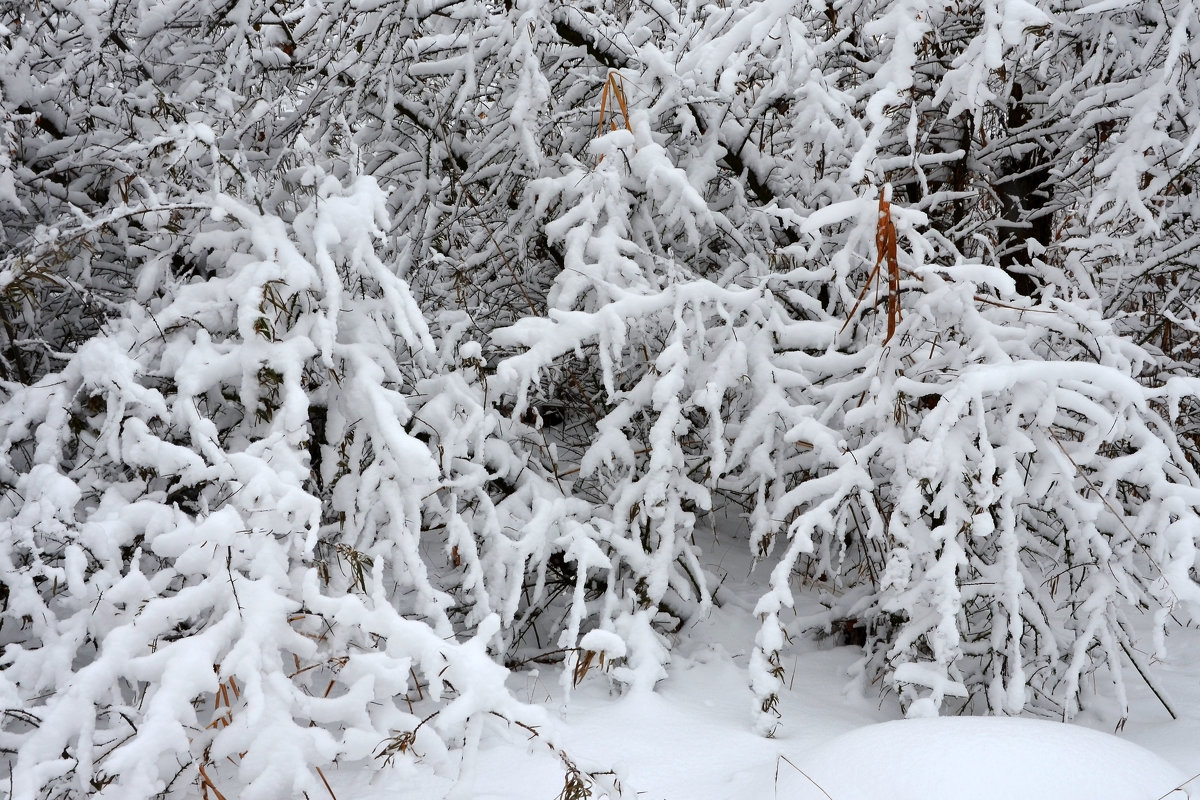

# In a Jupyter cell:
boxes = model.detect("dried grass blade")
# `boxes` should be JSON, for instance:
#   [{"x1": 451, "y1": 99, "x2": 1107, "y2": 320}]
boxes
[
  {"x1": 878, "y1": 192, "x2": 901, "y2": 343},
  {"x1": 611, "y1": 73, "x2": 633, "y2": 132},
  {"x1": 596, "y1": 77, "x2": 610, "y2": 140},
  {"x1": 572, "y1": 650, "x2": 596, "y2": 688}
]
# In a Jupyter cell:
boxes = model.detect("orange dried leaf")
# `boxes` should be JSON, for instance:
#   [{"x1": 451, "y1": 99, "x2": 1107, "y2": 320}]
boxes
[{"x1": 572, "y1": 650, "x2": 597, "y2": 687}]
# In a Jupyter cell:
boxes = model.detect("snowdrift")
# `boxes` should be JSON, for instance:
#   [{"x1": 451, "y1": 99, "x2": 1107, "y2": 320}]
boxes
[{"x1": 785, "y1": 717, "x2": 1189, "y2": 800}]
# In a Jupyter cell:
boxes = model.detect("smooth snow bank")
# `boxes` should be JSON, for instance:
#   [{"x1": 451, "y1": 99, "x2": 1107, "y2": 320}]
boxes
[{"x1": 785, "y1": 717, "x2": 1189, "y2": 800}]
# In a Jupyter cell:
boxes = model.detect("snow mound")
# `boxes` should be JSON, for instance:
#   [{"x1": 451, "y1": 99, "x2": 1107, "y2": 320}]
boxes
[{"x1": 785, "y1": 717, "x2": 1188, "y2": 800}]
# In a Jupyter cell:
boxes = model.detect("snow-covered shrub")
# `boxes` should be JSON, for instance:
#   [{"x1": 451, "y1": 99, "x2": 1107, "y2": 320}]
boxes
[
  {"x1": 497, "y1": 174, "x2": 1200, "y2": 730},
  {"x1": 785, "y1": 257, "x2": 1200, "y2": 722},
  {"x1": 490, "y1": 0, "x2": 1200, "y2": 731},
  {"x1": 0, "y1": 176, "x2": 589, "y2": 798}
]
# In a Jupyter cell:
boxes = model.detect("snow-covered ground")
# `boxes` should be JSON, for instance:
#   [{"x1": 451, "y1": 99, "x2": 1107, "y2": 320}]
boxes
[{"x1": 326, "y1": 531, "x2": 1200, "y2": 800}]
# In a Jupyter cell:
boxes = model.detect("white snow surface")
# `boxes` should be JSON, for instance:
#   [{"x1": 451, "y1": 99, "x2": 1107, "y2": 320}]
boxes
[{"x1": 788, "y1": 717, "x2": 1187, "y2": 800}]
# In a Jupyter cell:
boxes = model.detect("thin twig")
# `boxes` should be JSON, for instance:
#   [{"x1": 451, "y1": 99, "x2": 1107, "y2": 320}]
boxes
[
  {"x1": 315, "y1": 765, "x2": 338, "y2": 800},
  {"x1": 777, "y1": 754, "x2": 835, "y2": 800},
  {"x1": 1117, "y1": 638, "x2": 1178, "y2": 720},
  {"x1": 1154, "y1": 770, "x2": 1200, "y2": 800}
]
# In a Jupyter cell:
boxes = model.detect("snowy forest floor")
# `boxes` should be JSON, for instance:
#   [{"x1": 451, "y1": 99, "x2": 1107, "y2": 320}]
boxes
[{"x1": 317, "y1": 526, "x2": 1200, "y2": 800}]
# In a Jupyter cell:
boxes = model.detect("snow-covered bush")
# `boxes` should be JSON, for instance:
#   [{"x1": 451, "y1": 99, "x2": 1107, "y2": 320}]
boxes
[
  {"x1": 0, "y1": 176, "x2": 591, "y2": 798},
  {"x1": 497, "y1": 175, "x2": 1200, "y2": 729},
  {"x1": 780, "y1": 255, "x2": 1200, "y2": 723}
]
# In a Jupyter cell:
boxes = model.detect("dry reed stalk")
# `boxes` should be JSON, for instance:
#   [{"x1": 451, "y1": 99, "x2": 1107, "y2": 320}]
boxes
[
  {"x1": 198, "y1": 764, "x2": 228, "y2": 800},
  {"x1": 595, "y1": 72, "x2": 634, "y2": 165},
  {"x1": 596, "y1": 72, "x2": 633, "y2": 138},
  {"x1": 206, "y1": 675, "x2": 240, "y2": 730}
]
